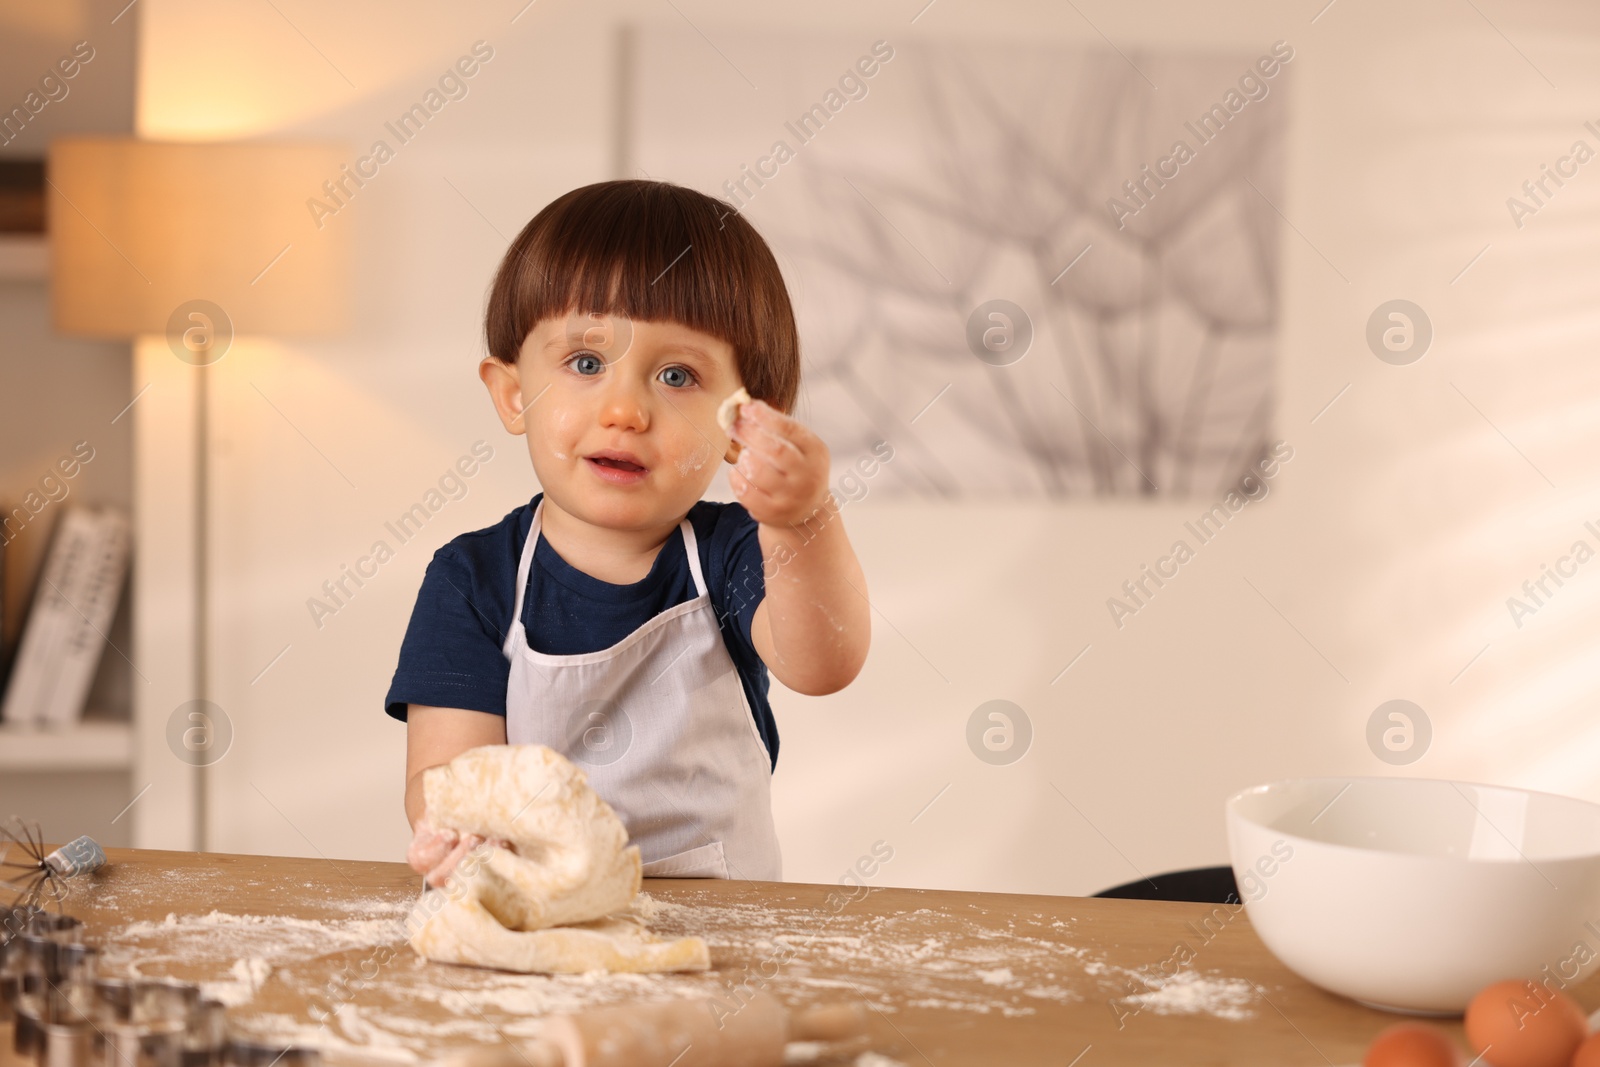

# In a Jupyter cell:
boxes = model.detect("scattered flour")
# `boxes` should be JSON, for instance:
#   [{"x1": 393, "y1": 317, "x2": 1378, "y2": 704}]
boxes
[
  {"x1": 783, "y1": 1040, "x2": 828, "y2": 1064},
  {"x1": 203, "y1": 957, "x2": 274, "y2": 1006},
  {"x1": 79, "y1": 874, "x2": 1258, "y2": 1060},
  {"x1": 229, "y1": 1010, "x2": 422, "y2": 1064},
  {"x1": 781, "y1": 1046, "x2": 905, "y2": 1067},
  {"x1": 117, "y1": 909, "x2": 404, "y2": 946},
  {"x1": 1119, "y1": 970, "x2": 1259, "y2": 1020}
]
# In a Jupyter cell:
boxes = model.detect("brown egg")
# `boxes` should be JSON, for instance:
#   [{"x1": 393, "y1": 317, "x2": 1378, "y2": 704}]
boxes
[
  {"x1": 1363, "y1": 1022, "x2": 1463, "y2": 1067},
  {"x1": 1573, "y1": 1032, "x2": 1600, "y2": 1067},
  {"x1": 1463, "y1": 979, "x2": 1588, "y2": 1067}
]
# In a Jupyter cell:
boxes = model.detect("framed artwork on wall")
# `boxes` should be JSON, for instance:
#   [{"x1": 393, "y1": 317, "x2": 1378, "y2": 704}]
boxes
[{"x1": 631, "y1": 30, "x2": 1290, "y2": 499}]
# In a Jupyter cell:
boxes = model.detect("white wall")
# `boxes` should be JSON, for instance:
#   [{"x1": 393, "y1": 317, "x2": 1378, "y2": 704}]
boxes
[{"x1": 132, "y1": 0, "x2": 1600, "y2": 895}]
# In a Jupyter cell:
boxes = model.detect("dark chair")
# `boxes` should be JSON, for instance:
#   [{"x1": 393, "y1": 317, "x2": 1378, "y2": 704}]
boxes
[{"x1": 1093, "y1": 866, "x2": 1240, "y2": 905}]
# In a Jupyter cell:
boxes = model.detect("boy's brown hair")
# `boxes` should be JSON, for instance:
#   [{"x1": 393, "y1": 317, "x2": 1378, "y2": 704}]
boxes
[{"x1": 485, "y1": 179, "x2": 801, "y2": 413}]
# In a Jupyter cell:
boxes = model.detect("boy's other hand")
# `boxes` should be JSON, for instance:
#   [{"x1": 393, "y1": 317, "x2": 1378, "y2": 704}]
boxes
[
  {"x1": 729, "y1": 400, "x2": 832, "y2": 528},
  {"x1": 407, "y1": 815, "x2": 511, "y2": 888}
]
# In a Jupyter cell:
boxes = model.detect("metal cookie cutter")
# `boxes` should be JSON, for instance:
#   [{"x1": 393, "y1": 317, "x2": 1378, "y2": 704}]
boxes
[
  {"x1": 5, "y1": 916, "x2": 96, "y2": 1066},
  {"x1": 98, "y1": 977, "x2": 205, "y2": 1067}
]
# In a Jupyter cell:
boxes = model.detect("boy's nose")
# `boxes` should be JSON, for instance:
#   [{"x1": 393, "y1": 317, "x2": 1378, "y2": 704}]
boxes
[{"x1": 595, "y1": 379, "x2": 649, "y2": 433}]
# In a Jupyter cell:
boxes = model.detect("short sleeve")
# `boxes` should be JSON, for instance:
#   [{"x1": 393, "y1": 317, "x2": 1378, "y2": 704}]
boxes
[
  {"x1": 384, "y1": 545, "x2": 513, "y2": 722},
  {"x1": 697, "y1": 499, "x2": 777, "y2": 768},
  {"x1": 713, "y1": 505, "x2": 765, "y2": 650}
]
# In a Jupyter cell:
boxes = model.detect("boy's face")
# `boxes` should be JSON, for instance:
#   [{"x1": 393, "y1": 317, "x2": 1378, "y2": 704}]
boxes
[{"x1": 480, "y1": 312, "x2": 743, "y2": 531}]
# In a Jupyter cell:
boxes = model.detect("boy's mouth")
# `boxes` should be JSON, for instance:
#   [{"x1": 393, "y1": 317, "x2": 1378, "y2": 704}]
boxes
[{"x1": 585, "y1": 450, "x2": 646, "y2": 471}]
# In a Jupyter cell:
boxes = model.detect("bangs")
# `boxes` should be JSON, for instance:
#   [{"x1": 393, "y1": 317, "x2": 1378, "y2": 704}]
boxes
[{"x1": 485, "y1": 180, "x2": 800, "y2": 413}]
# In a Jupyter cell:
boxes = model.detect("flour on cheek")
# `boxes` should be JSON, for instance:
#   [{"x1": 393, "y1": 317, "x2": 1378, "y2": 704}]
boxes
[{"x1": 675, "y1": 439, "x2": 713, "y2": 476}]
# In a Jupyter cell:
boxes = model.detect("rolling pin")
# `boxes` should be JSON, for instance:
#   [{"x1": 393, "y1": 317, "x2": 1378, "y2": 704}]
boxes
[{"x1": 448, "y1": 993, "x2": 868, "y2": 1067}]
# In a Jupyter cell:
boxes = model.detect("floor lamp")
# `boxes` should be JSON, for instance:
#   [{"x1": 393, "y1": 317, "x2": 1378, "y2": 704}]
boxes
[{"x1": 48, "y1": 139, "x2": 349, "y2": 851}]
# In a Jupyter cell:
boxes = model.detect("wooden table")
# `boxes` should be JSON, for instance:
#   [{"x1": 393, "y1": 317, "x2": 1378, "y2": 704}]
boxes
[{"x1": 12, "y1": 847, "x2": 1596, "y2": 1066}]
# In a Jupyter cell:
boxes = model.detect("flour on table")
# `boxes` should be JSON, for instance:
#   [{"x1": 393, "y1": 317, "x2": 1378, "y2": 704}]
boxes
[
  {"x1": 783, "y1": 1043, "x2": 904, "y2": 1067},
  {"x1": 782, "y1": 1040, "x2": 828, "y2": 1064},
  {"x1": 230, "y1": 1011, "x2": 423, "y2": 1065},
  {"x1": 117, "y1": 909, "x2": 403, "y2": 945},
  {"x1": 101, "y1": 908, "x2": 408, "y2": 993},
  {"x1": 1117, "y1": 969, "x2": 1258, "y2": 1020},
  {"x1": 87, "y1": 848, "x2": 1259, "y2": 1059},
  {"x1": 203, "y1": 957, "x2": 273, "y2": 1006},
  {"x1": 406, "y1": 744, "x2": 709, "y2": 974}
]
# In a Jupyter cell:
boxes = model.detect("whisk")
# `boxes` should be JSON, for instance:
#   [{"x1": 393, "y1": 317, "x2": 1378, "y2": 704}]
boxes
[{"x1": 0, "y1": 817, "x2": 105, "y2": 911}]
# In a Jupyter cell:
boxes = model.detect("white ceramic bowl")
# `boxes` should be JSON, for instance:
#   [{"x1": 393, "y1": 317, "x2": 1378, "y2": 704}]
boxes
[{"x1": 1226, "y1": 776, "x2": 1600, "y2": 1013}]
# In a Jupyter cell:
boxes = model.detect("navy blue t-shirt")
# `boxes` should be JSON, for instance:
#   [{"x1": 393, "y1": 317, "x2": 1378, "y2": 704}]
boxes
[{"x1": 384, "y1": 493, "x2": 777, "y2": 769}]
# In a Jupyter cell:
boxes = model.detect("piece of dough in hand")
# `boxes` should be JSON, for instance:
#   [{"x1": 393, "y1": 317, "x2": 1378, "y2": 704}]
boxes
[
  {"x1": 717, "y1": 387, "x2": 750, "y2": 463},
  {"x1": 406, "y1": 744, "x2": 710, "y2": 974}
]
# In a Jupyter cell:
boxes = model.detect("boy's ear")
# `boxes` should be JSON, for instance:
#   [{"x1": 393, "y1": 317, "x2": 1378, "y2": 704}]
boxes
[
  {"x1": 718, "y1": 381, "x2": 748, "y2": 464},
  {"x1": 479, "y1": 357, "x2": 528, "y2": 435}
]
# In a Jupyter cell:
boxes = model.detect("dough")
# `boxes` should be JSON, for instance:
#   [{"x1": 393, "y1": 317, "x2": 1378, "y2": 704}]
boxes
[
  {"x1": 717, "y1": 386, "x2": 750, "y2": 463},
  {"x1": 406, "y1": 745, "x2": 710, "y2": 974},
  {"x1": 717, "y1": 386, "x2": 751, "y2": 434}
]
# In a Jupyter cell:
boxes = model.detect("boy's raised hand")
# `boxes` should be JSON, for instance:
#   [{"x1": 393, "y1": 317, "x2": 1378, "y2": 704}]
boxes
[{"x1": 728, "y1": 399, "x2": 832, "y2": 528}]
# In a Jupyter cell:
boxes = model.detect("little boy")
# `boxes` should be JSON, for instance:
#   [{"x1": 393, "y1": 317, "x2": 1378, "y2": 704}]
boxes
[{"x1": 387, "y1": 180, "x2": 870, "y2": 884}]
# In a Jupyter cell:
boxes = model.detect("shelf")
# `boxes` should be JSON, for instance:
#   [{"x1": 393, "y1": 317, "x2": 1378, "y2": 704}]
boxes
[
  {"x1": 0, "y1": 720, "x2": 133, "y2": 771},
  {"x1": 0, "y1": 235, "x2": 47, "y2": 281}
]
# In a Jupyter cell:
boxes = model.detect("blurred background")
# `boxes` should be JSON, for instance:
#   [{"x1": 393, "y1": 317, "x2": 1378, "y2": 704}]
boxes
[{"x1": 2, "y1": 0, "x2": 1598, "y2": 898}]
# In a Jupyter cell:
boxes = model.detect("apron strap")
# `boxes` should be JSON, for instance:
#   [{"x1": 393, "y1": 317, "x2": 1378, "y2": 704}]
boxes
[
  {"x1": 679, "y1": 516, "x2": 707, "y2": 599},
  {"x1": 503, "y1": 497, "x2": 544, "y2": 657}
]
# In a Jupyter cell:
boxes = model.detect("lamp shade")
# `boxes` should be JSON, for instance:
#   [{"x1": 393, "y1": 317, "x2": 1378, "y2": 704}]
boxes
[{"x1": 49, "y1": 138, "x2": 350, "y2": 338}]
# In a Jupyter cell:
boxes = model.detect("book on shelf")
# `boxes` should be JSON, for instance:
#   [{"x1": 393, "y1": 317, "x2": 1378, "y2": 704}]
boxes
[{"x1": 0, "y1": 505, "x2": 131, "y2": 728}]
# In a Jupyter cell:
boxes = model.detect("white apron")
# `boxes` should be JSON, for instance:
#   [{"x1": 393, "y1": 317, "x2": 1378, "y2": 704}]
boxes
[{"x1": 502, "y1": 497, "x2": 782, "y2": 880}]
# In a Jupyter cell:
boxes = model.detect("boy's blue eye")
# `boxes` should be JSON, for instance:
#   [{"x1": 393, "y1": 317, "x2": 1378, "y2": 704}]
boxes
[{"x1": 566, "y1": 352, "x2": 694, "y2": 387}]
